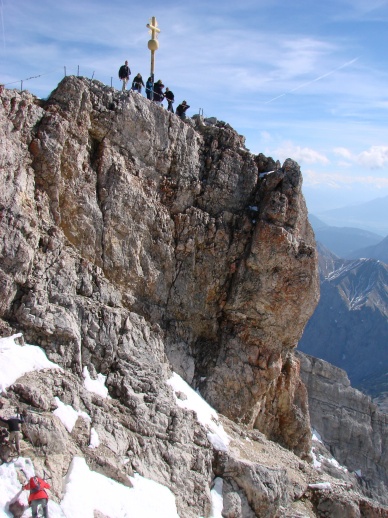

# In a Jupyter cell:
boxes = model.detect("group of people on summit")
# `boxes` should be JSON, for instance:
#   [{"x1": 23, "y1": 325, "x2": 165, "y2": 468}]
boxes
[{"x1": 118, "y1": 61, "x2": 190, "y2": 119}]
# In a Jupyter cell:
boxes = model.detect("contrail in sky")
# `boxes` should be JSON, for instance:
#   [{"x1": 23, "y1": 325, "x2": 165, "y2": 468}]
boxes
[{"x1": 265, "y1": 57, "x2": 359, "y2": 104}]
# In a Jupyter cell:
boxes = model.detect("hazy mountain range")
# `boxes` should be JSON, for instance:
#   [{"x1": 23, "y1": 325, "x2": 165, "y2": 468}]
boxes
[
  {"x1": 299, "y1": 250, "x2": 388, "y2": 400},
  {"x1": 347, "y1": 235, "x2": 388, "y2": 262},
  {"x1": 300, "y1": 208, "x2": 388, "y2": 406},
  {"x1": 315, "y1": 194, "x2": 388, "y2": 236},
  {"x1": 309, "y1": 214, "x2": 388, "y2": 259}
]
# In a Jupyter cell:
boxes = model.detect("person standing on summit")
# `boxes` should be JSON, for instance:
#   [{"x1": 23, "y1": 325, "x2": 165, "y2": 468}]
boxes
[
  {"x1": 153, "y1": 79, "x2": 165, "y2": 106},
  {"x1": 164, "y1": 87, "x2": 175, "y2": 112},
  {"x1": 132, "y1": 73, "x2": 145, "y2": 94},
  {"x1": 118, "y1": 60, "x2": 131, "y2": 91}
]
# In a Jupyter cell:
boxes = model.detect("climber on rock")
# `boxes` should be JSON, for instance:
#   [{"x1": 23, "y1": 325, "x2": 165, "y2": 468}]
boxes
[
  {"x1": 23, "y1": 475, "x2": 51, "y2": 518},
  {"x1": 176, "y1": 100, "x2": 190, "y2": 120},
  {"x1": 0, "y1": 408, "x2": 24, "y2": 456}
]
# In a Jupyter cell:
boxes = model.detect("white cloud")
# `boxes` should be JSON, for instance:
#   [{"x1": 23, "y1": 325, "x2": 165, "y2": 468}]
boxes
[
  {"x1": 304, "y1": 168, "x2": 388, "y2": 189},
  {"x1": 333, "y1": 145, "x2": 388, "y2": 170},
  {"x1": 333, "y1": 147, "x2": 353, "y2": 159},
  {"x1": 357, "y1": 146, "x2": 388, "y2": 169},
  {"x1": 272, "y1": 142, "x2": 330, "y2": 165}
]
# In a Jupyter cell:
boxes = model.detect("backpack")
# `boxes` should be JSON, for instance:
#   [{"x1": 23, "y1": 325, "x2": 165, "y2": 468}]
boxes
[{"x1": 30, "y1": 477, "x2": 42, "y2": 494}]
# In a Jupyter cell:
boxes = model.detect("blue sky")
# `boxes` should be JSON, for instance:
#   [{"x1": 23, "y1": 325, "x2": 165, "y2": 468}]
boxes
[{"x1": 1, "y1": 0, "x2": 388, "y2": 215}]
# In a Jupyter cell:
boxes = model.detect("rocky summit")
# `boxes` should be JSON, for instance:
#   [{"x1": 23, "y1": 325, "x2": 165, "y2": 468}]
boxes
[{"x1": 0, "y1": 76, "x2": 387, "y2": 517}]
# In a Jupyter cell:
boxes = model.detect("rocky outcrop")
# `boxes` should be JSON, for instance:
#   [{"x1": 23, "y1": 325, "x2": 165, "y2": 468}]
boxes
[
  {"x1": 4, "y1": 77, "x2": 386, "y2": 515},
  {"x1": 0, "y1": 76, "x2": 319, "y2": 457},
  {"x1": 298, "y1": 352, "x2": 388, "y2": 506},
  {"x1": 3, "y1": 358, "x2": 387, "y2": 518}
]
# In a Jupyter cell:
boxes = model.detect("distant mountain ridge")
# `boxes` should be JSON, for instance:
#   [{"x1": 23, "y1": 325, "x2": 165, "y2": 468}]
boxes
[
  {"x1": 309, "y1": 214, "x2": 383, "y2": 258},
  {"x1": 299, "y1": 251, "x2": 388, "y2": 400},
  {"x1": 347, "y1": 234, "x2": 388, "y2": 262},
  {"x1": 316, "y1": 195, "x2": 388, "y2": 236}
]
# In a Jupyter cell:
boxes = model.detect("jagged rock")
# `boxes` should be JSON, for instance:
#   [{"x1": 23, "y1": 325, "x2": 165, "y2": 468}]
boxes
[
  {"x1": 0, "y1": 76, "x2": 318, "y2": 456},
  {"x1": 214, "y1": 450, "x2": 290, "y2": 517},
  {"x1": 8, "y1": 499, "x2": 26, "y2": 518},
  {"x1": 298, "y1": 352, "x2": 388, "y2": 506},
  {"x1": 1, "y1": 77, "x2": 386, "y2": 516}
]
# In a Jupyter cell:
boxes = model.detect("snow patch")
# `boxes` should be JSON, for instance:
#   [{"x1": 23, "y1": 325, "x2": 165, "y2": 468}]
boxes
[
  {"x1": 311, "y1": 448, "x2": 322, "y2": 469},
  {"x1": 0, "y1": 457, "x2": 66, "y2": 517},
  {"x1": 167, "y1": 372, "x2": 230, "y2": 451},
  {"x1": 53, "y1": 397, "x2": 90, "y2": 433},
  {"x1": 83, "y1": 366, "x2": 109, "y2": 398},
  {"x1": 326, "y1": 456, "x2": 348, "y2": 471},
  {"x1": 210, "y1": 477, "x2": 224, "y2": 518},
  {"x1": 89, "y1": 427, "x2": 100, "y2": 449},
  {"x1": 60, "y1": 456, "x2": 179, "y2": 518},
  {"x1": 308, "y1": 482, "x2": 332, "y2": 490},
  {"x1": 312, "y1": 429, "x2": 323, "y2": 443},
  {"x1": 0, "y1": 334, "x2": 61, "y2": 393},
  {"x1": 259, "y1": 170, "x2": 275, "y2": 177}
]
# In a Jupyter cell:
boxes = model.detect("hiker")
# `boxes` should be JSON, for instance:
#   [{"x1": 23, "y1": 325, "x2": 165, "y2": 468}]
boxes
[
  {"x1": 23, "y1": 475, "x2": 50, "y2": 518},
  {"x1": 153, "y1": 79, "x2": 165, "y2": 106},
  {"x1": 0, "y1": 410, "x2": 24, "y2": 456},
  {"x1": 118, "y1": 60, "x2": 131, "y2": 91},
  {"x1": 176, "y1": 100, "x2": 190, "y2": 120},
  {"x1": 164, "y1": 87, "x2": 175, "y2": 112},
  {"x1": 145, "y1": 77, "x2": 153, "y2": 100},
  {"x1": 132, "y1": 73, "x2": 145, "y2": 93}
]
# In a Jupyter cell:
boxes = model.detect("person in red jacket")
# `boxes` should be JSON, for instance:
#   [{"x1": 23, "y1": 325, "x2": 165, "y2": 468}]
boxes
[{"x1": 23, "y1": 476, "x2": 50, "y2": 518}]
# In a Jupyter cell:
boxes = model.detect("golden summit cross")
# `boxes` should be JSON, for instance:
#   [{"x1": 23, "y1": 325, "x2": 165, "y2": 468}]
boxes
[{"x1": 146, "y1": 16, "x2": 161, "y2": 90}]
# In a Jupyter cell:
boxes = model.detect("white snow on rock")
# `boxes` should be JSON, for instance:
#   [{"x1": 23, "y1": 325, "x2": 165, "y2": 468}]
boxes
[
  {"x1": 308, "y1": 482, "x2": 332, "y2": 490},
  {"x1": 0, "y1": 457, "x2": 66, "y2": 517},
  {"x1": 0, "y1": 334, "x2": 61, "y2": 393},
  {"x1": 83, "y1": 366, "x2": 109, "y2": 398},
  {"x1": 311, "y1": 429, "x2": 348, "y2": 473},
  {"x1": 167, "y1": 372, "x2": 230, "y2": 451},
  {"x1": 0, "y1": 335, "x2": 181, "y2": 518},
  {"x1": 312, "y1": 429, "x2": 323, "y2": 443},
  {"x1": 325, "y1": 456, "x2": 348, "y2": 471},
  {"x1": 60, "y1": 456, "x2": 179, "y2": 518},
  {"x1": 311, "y1": 448, "x2": 322, "y2": 469},
  {"x1": 210, "y1": 477, "x2": 224, "y2": 518},
  {"x1": 89, "y1": 427, "x2": 100, "y2": 449},
  {"x1": 0, "y1": 456, "x2": 180, "y2": 518},
  {"x1": 53, "y1": 397, "x2": 90, "y2": 433}
]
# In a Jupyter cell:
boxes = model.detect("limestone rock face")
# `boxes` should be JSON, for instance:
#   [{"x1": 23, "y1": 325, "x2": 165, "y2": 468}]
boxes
[
  {"x1": 298, "y1": 352, "x2": 388, "y2": 506},
  {"x1": 5, "y1": 78, "x2": 374, "y2": 516},
  {"x1": 0, "y1": 76, "x2": 319, "y2": 457}
]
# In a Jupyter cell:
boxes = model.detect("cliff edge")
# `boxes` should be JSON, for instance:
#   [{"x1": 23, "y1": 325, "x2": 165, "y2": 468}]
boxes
[
  {"x1": 0, "y1": 75, "x2": 319, "y2": 456},
  {"x1": 3, "y1": 77, "x2": 384, "y2": 516}
]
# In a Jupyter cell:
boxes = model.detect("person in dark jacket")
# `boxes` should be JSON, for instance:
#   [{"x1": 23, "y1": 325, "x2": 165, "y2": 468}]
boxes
[
  {"x1": 0, "y1": 411, "x2": 24, "y2": 455},
  {"x1": 153, "y1": 79, "x2": 165, "y2": 106},
  {"x1": 176, "y1": 100, "x2": 190, "y2": 119},
  {"x1": 164, "y1": 87, "x2": 175, "y2": 112},
  {"x1": 145, "y1": 77, "x2": 153, "y2": 99},
  {"x1": 23, "y1": 475, "x2": 51, "y2": 518},
  {"x1": 118, "y1": 60, "x2": 131, "y2": 91},
  {"x1": 132, "y1": 73, "x2": 145, "y2": 93}
]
